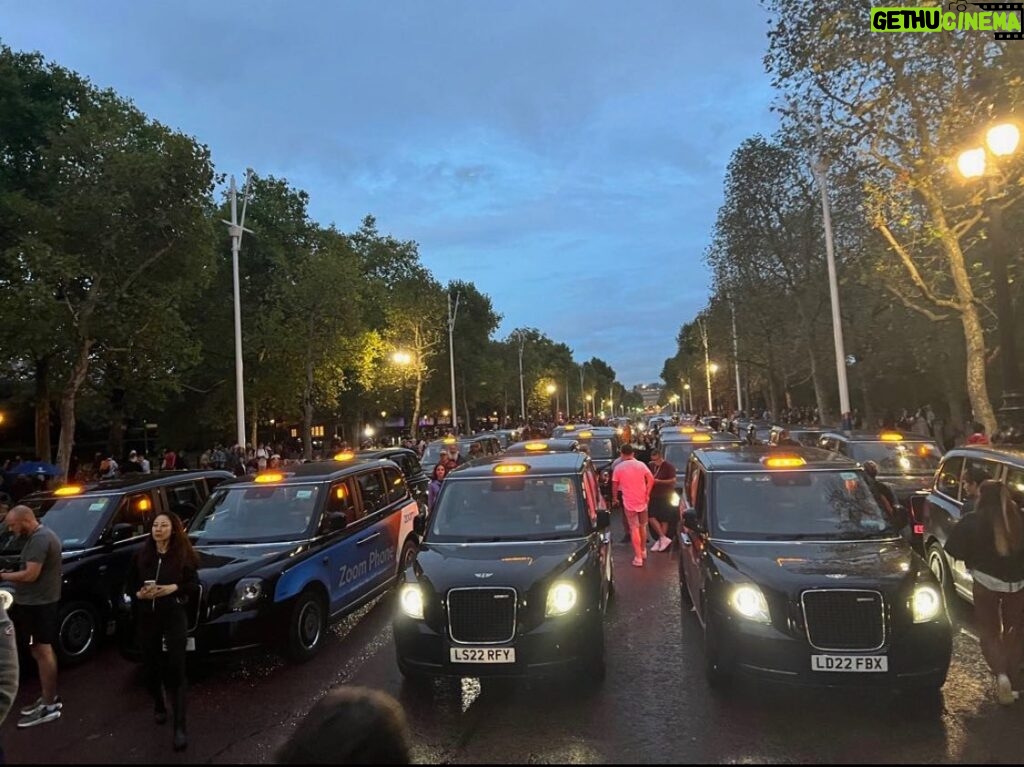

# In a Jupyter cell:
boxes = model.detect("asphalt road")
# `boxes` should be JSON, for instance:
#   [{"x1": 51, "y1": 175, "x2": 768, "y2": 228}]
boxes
[{"x1": 4, "y1": 539, "x2": 1023, "y2": 765}]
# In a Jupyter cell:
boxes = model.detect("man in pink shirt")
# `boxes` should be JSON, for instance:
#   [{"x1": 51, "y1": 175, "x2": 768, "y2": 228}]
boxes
[{"x1": 611, "y1": 444, "x2": 654, "y2": 567}]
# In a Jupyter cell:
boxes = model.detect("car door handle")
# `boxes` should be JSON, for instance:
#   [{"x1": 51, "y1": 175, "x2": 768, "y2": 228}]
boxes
[
  {"x1": 680, "y1": 533, "x2": 692, "y2": 547},
  {"x1": 357, "y1": 532, "x2": 381, "y2": 546}
]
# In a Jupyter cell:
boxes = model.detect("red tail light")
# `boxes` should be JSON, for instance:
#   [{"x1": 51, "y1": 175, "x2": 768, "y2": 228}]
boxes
[{"x1": 913, "y1": 524, "x2": 925, "y2": 536}]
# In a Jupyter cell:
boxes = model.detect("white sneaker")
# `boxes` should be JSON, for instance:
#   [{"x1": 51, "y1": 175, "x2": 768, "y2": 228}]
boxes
[
  {"x1": 997, "y1": 674, "x2": 1016, "y2": 705},
  {"x1": 649, "y1": 539, "x2": 661, "y2": 550},
  {"x1": 658, "y1": 536, "x2": 672, "y2": 551}
]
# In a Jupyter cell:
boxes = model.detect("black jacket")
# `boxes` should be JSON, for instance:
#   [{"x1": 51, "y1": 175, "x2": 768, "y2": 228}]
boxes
[
  {"x1": 945, "y1": 509, "x2": 1024, "y2": 584},
  {"x1": 126, "y1": 548, "x2": 199, "y2": 613}
]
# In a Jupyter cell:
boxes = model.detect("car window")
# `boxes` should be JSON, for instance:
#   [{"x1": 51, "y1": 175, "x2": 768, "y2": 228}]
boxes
[
  {"x1": 1, "y1": 494, "x2": 118, "y2": 552},
  {"x1": 961, "y1": 458, "x2": 1001, "y2": 501},
  {"x1": 1007, "y1": 467, "x2": 1024, "y2": 507},
  {"x1": 935, "y1": 456, "x2": 964, "y2": 499},
  {"x1": 191, "y1": 485, "x2": 319, "y2": 543},
  {"x1": 357, "y1": 470, "x2": 389, "y2": 514},
  {"x1": 110, "y1": 491, "x2": 156, "y2": 537},
  {"x1": 850, "y1": 441, "x2": 942, "y2": 474},
  {"x1": 321, "y1": 479, "x2": 359, "y2": 533},
  {"x1": 581, "y1": 438, "x2": 614, "y2": 459},
  {"x1": 168, "y1": 481, "x2": 204, "y2": 522},
  {"x1": 384, "y1": 467, "x2": 408, "y2": 505},
  {"x1": 429, "y1": 475, "x2": 585, "y2": 542}
]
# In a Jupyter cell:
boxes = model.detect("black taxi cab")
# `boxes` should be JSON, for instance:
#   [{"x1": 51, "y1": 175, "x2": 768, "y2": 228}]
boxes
[
  {"x1": 769, "y1": 425, "x2": 826, "y2": 448},
  {"x1": 352, "y1": 447, "x2": 429, "y2": 510},
  {"x1": 393, "y1": 452, "x2": 612, "y2": 681},
  {"x1": 551, "y1": 423, "x2": 593, "y2": 439},
  {"x1": 678, "y1": 446, "x2": 951, "y2": 693},
  {"x1": 921, "y1": 446, "x2": 1024, "y2": 605},
  {"x1": 660, "y1": 431, "x2": 743, "y2": 508},
  {"x1": 503, "y1": 438, "x2": 580, "y2": 455},
  {"x1": 421, "y1": 435, "x2": 502, "y2": 467},
  {"x1": 0, "y1": 470, "x2": 232, "y2": 665},
  {"x1": 177, "y1": 457, "x2": 420, "y2": 662}
]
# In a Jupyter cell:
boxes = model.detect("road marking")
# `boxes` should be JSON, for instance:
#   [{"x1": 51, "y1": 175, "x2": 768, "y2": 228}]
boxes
[{"x1": 959, "y1": 627, "x2": 980, "y2": 643}]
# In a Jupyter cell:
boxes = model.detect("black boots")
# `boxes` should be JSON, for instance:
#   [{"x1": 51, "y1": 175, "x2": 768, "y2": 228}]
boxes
[{"x1": 172, "y1": 687, "x2": 187, "y2": 752}]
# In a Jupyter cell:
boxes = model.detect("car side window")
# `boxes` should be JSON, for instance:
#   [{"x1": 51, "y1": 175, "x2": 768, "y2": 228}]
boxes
[
  {"x1": 168, "y1": 481, "x2": 204, "y2": 522},
  {"x1": 357, "y1": 470, "x2": 389, "y2": 515},
  {"x1": 110, "y1": 492, "x2": 155, "y2": 537},
  {"x1": 321, "y1": 479, "x2": 359, "y2": 534},
  {"x1": 582, "y1": 468, "x2": 600, "y2": 521},
  {"x1": 936, "y1": 456, "x2": 964, "y2": 499},
  {"x1": 961, "y1": 458, "x2": 1000, "y2": 501},
  {"x1": 836, "y1": 440, "x2": 851, "y2": 457},
  {"x1": 693, "y1": 468, "x2": 708, "y2": 526},
  {"x1": 384, "y1": 467, "x2": 408, "y2": 505},
  {"x1": 1006, "y1": 467, "x2": 1024, "y2": 507}
]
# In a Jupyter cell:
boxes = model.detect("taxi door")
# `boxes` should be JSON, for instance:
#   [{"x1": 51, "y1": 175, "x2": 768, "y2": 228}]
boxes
[
  {"x1": 679, "y1": 462, "x2": 708, "y2": 611},
  {"x1": 318, "y1": 478, "x2": 372, "y2": 614},
  {"x1": 349, "y1": 468, "x2": 403, "y2": 595}
]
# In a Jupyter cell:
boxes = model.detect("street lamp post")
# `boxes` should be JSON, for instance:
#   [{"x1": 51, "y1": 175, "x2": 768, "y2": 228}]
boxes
[
  {"x1": 546, "y1": 383, "x2": 557, "y2": 422},
  {"x1": 707, "y1": 363, "x2": 719, "y2": 414},
  {"x1": 514, "y1": 331, "x2": 527, "y2": 424},
  {"x1": 585, "y1": 394, "x2": 592, "y2": 419},
  {"x1": 220, "y1": 171, "x2": 254, "y2": 449},
  {"x1": 958, "y1": 122, "x2": 1023, "y2": 438},
  {"x1": 447, "y1": 293, "x2": 461, "y2": 435}
]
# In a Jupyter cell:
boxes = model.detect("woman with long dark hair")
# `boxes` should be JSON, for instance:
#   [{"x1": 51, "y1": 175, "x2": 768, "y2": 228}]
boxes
[
  {"x1": 427, "y1": 463, "x2": 448, "y2": 512},
  {"x1": 126, "y1": 511, "x2": 199, "y2": 750},
  {"x1": 946, "y1": 480, "x2": 1024, "y2": 705}
]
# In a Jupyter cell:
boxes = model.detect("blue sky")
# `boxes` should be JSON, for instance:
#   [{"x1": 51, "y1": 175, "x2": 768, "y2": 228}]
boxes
[{"x1": 1, "y1": 0, "x2": 778, "y2": 385}]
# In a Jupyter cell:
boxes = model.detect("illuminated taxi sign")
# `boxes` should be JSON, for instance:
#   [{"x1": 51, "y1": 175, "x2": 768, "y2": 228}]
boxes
[
  {"x1": 880, "y1": 432, "x2": 904, "y2": 442},
  {"x1": 443, "y1": 437, "x2": 457, "y2": 444},
  {"x1": 334, "y1": 451, "x2": 355, "y2": 461},
  {"x1": 494, "y1": 464, "x2": 529, "y2": 475},
  {"x1": 564, "y1": 425, "x2": 576, "y2": 431},
  {"x1": 763, "y1": 456, "x2": 807, "y2": 469},
  {"x1": 524, "y1": 442, "x2": 549, "y2": 451},
  {"x1": 254, "y1": 472, "x2": 285, "y2": 484},
  {"x1": 680, "y1": 427, "x2": 697, "y2": 434},
  {"x1": 690, "y1": 434, "x2": 713, "y2": 443},
  {"x1": 136, "y1": 497, "x2": 152, "y2": 512},
  {"x1": 577, "y1": 431, "x2": 593, "y2": 438},
  {"x1": 54, "y1": 486, "x2": 83, "y2": 497}
]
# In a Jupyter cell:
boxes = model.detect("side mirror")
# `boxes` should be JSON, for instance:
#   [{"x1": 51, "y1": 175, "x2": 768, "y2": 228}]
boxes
[
  {"x1": 108, "y1": 523, "x2": 136, "y2": 544},
  {"x1": 682, "y1": 509, "x2": 701, "y2": 532},
  {"x1": 413, "y1": 514, "x2": 426, "y2": 537},
  {"x1": 596, "y1": 509, "x2": 611, "y2": 531}
]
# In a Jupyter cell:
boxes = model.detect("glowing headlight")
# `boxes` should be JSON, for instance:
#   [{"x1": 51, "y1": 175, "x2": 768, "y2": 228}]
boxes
[
  {"x1": 670, "y1": 492, "x2": 681, "y2": 507},
  {"x1": 400, "y1": 584, "x2": 425, "y2": 619},
  {"x1": 730, "y1": 585, "x2": 771, "y2": 624},
  {"x1": 912, "y1": 585, "x2": 942, "y2": 623},
  {"x1": 545, "y1": 582, "x2": 578, "y2": 617},
  {"x1": 230, "y1": 578, "x2": 264, "y2": 611}
]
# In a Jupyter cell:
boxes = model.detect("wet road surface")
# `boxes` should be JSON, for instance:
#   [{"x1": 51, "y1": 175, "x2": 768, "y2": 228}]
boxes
[{"x1": 4, "y1": 539, "x2": 1023, "y2": 764}]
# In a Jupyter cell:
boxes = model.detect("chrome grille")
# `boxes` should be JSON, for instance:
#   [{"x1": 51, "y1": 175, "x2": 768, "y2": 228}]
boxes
[
  {"x1": 801, "y1": 589, "x2": 885, "y2": 651},
  {"x1": 447, "y1": 588, "x2": 516, "y2": 644}
]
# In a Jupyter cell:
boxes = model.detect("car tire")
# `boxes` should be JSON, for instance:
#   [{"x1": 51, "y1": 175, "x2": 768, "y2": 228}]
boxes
[
  {"x1": 399, "y1": 538, "x2": 418, "y2": 573},
  {"x1": 927, "y1": 543, "x2": 956, "y2": 608},
  {"x1": 56, "y1": 601, "x2": 101, "y2": 666},
  {"x1": 703, "y1": 613, "x2": 733, "y2": 690},
  {"x1": 285, "y1": 590, "x2": 327, "y2": 663}
]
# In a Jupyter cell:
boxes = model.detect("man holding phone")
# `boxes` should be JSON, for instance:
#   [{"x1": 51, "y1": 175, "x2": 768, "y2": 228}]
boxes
[{"x1": 1, "y1": 506, "x2": 62, "y2": 728}]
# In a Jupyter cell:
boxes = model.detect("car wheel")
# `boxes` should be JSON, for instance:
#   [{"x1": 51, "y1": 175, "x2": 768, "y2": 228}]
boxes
[
  {"x1": 56, "y1": 601, "x2": 101, "y2": 666},
  {"x1": 927, "y1": 543, "x2": 956, "y2": 607},
  {"x1": 703, "y1": 613, "x2": 733, "y2": 690},
  {"x1": 285, "y1": 590, "x2": 326, "y2": 663},
  {"x1": 399, "y1": 538, "x2": 418, "y2": 573}
]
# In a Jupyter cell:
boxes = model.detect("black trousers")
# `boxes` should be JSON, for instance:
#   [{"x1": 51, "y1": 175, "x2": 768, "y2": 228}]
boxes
[{"x1": 137, "y1": 605, "x2": 188, "y2": 701}]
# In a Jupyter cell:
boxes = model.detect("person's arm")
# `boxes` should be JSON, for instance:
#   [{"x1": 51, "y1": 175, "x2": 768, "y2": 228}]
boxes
[
  {"x1": 0, "y1": 607, "x2": 19, "y2": 728},
  {"x1": 643, "y1": 465, "x2": 655, "y2": 505},
  {"x1": 0, "y1": 560, "x2": 41, "y2": 584}
]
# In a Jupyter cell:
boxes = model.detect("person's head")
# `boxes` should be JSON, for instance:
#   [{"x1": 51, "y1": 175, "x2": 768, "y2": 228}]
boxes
[
  {"x1": 650, "y1": 448, "x2": 663, "y2": 466},
  {"x1": 963, "y1": 466, "x2": 990, "y2": 499},
  {"x1": 469, "y1": 442, "x2": 482, "y2": 456},
  {"x1": 144, "y1": 511, "x2": 198, "y2": 567},
  {"x1": 432, "y1": 463, "x2": 447, "y2": 482},
  {"x1": 977, "y1": 480, "x2": 1024, "y2": 557},
  {"x1": 276, "y1": 686, "x2": 411, "y2": 764},
  {"x1": 779, "y1": 429, "x2": 791, "y2": 442},
  {"x1": 4, "y1": 505, "x2": 39, "y2": 537},
  {"x1": 620, "y1": 443, "x2": 634, "y2": 459},
  {"x1": 863, "y1": 460, "x2": 879, "y2": 479},
  {"x1": 446, "y1": 445, "x2": 460, "y2": 460}
]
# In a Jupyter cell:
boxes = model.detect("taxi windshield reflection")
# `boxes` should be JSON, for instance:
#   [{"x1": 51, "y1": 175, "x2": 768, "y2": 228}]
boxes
[
  {"x1": 712, "y1": 471, "x2": 896, "y2": 541},
  {"x1": 850, "y1": 442, "x2": 941, "y2": 475},
  {"x1": 429, "y1": 477, "x2": 585, "y2": 543},
  {"x1": 190, "y1": 486, "x2": 320, "y2": 543},
  {"x1": 0, "y1": 496, "x2": 117, "y2": 551}
]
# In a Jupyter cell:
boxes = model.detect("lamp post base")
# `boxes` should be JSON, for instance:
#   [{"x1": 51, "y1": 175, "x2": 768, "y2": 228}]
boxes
[{"x1": 996, "y1": 391, "x2": 1024, "y2": 444}]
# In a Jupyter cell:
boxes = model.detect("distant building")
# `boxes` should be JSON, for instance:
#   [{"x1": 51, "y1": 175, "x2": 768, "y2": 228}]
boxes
[{"x1": 635, "y1": 384, "x2": 663, "y2": 409}]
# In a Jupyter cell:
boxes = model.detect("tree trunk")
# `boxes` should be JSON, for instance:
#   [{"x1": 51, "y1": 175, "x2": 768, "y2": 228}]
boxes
[
  {"x1": 807, "y1": 345, "x2": 831, "y2": 427},
  {"x1": 411, "y1": 370, "x2": 423, "y2": 441},
  {"x1": 859, "y1": 371, "x2": 875, "y2": 429},
  {"x1": 108, "y1": 387, "x2": 126, "y2": 460},
  {"x1": 56, "y1": 339, "x2": 94, "y2": 479},
  {"x1": 250, "y1": 402, "x2": 258, "y2": 451},
  {"x1": 462, "y1": 378, "x2": 471, "y2": 436},
  {"x1": 303, "y1": 356, "x2": 314, "y2": 461},
  {"x1": 34, "y1": 357, "x2": 52, "y2": 462}
]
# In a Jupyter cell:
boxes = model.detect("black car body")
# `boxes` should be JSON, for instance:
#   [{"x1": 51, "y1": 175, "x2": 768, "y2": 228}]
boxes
[
  {"x1": 490, "y1": 430, "x2": 522, "y2": 450},
  {"x1": 769, "y1": 426, "x2": 826, "y2": 448},
  {"x1": 551, "y1": 424, "x2": 593, "y2": 439},
  {"x1": 421, "y1": 435, "x2": 502, "y2": 468},
  {"x1": 349, "y1": 448, "x2": 429, "y2": 510},
  {"x1": 164, "y1": 458, "x2": 421, "y2": 662},
  {"x1": 921, "y1": 446, "x2": 1024, "y2": 605},
  {"x1": 678, "y1": 447, "x2": 951, "y2": 693},
  {"x1": 394, "y1": 452, "x2": 612, "y2": 680},
  {"x1": 0, "y1": 471, "x2": 232, "y2": 665},
  {"x1": 660, "y1": 432, "x2": 743, "y2": 507}
]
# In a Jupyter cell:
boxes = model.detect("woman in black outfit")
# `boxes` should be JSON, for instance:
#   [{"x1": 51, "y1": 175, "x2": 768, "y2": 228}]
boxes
[{"x1": 126, "y1": 511, "x2": 198, "y2": 751}]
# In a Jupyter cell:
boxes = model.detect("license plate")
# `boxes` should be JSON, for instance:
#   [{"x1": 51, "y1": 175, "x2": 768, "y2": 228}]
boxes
[
  {"x1": 811, "y1": 654, "x2": 887, "y2": 672},
  {"x1": 450, "y1": 647, "x2": 515, "y2": 664},
  {"x1": 162, "y1": 637, "x2": 197, "y2": 652}
]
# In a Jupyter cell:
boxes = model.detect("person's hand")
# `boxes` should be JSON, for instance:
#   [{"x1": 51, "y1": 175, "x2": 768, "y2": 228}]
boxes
[
  {"x1": 136, "y1": 587, "x2": 155, "y2": 600},
  {"x1": 152, "y1": 584, "x2": 178, "y2": 598}
]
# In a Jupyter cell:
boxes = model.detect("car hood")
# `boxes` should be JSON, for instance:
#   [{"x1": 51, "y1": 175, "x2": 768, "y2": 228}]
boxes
[
  {"x1": 711, "y1": 538, "x2": 920, "y2": 596},
  {"x1": 410, "y1": 539, "x2": 590, "y2": 594},
  {"x1": 194, "y1": 541, "x2": 304, "y2": 586}
]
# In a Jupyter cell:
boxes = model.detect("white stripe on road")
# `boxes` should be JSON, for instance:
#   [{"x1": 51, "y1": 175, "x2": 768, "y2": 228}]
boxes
[{"x1": 959, "y1": 626, "x2": 980, "y2": 643}]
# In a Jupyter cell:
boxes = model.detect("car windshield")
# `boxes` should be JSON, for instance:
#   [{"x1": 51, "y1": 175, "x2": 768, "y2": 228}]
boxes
[
  {"x1": 0, "y1": 495, "x2": 118, "y2": 552},
  {"x1": 428, "y1": 475, "x2": 586, "y2": 543},
  {"x1": 850, "y1": 442, "x2": 941, "y2": 475},
  {"x1": 422, "y1": 443, "x2": 467, "y2": 467},
  {"x1": 189, "y1": 485, "x2": 320, "y2": 543},
  {"x1": 662, "y1": 443, "x2": 696, "y2": 469},
  {"x1": 711, "y1": 470, "x2": 897, "y2": 541},
  {"x1": 581, "y1": 438, "x2": 614, "y2": 459},
  {"x1": 791, "y1": 431, "x2": 823, "y2": 447}
]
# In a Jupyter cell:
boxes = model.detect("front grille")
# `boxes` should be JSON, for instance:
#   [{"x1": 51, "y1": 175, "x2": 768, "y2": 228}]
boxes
[
  {"x1": 801, "y1": 589, "x2": 885, "y2": 651},
  {"x1": 448, "y1": 588, "x2": 516, "y2": 644}
]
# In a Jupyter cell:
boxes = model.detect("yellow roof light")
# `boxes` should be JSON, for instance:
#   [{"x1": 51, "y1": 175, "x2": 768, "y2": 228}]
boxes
[
  {"x1": 564, "y1": 425, "x2": 576, "y2": 431},
  {"x1": 494, "y1": 464, "x2": 529, "y2": 475},
  {"x1": 254, "y1": 472, "x2": 285, "y2": 484},
  {"x1": 443, "y1": 437, "x2": 457, "y2": 444},
  {"x1": 54, "y1": 486, "x2": 83, "y2": 497},
  {"x1": 691, "y1": 434, "x2": 713, "y2": 443},
  {"x1": 578, "y1": 431, "x2": 593, "y2": 438},
  {"x1": 880, "y1": 432, "x2": 904, "y2": 442},
  {"x1": 136, "y1": 497, "x2": 152, "y2": 512},
  {"x1": 524, "y1": 442, "x2": 549, "y2": 451},
  {"x1": 334, "y1": 451, "x2": 355, "y2": 461},
  {"x1": 764, "y1": 456, "x2": 807, "y2": 469},
  {"x1": 680, "y1": 427, "x2": 696, "y2": 434}
]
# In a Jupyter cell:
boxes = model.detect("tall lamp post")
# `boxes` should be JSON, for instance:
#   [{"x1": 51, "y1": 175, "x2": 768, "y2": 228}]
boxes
[
  {"x1": 447, "y1": 292, "x2": 461, "y2": 434},
  {"x1": 706, "y1": 363, "x2": 719, "y2": 414},
  {"x1": 513, "y1": 331, "x2": 527, "y2": 424},
  {"x1": 221, "y1": 170, "x2": 254, "y2": 449},
  {"x1": 683, "y1": 382, "x2": 693, "y2": 414},
  {"x1": 392, "y1": 350, "x2": 413, "y2": 437},
  {"x1": 585, "y1": 394, "x2": 593, "y2": 419},
  {"x1": 546, "y1": 383, "x2": 557, "y2": 422},
  {"x1": 957, "y1": 122, "x2": 1023, "y2": 439}
]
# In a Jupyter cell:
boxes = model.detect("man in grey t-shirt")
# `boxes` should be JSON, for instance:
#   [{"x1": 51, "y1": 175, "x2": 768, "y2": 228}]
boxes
[{"x1": 1, "y1": 506, "x2": 62, "y2": 728}]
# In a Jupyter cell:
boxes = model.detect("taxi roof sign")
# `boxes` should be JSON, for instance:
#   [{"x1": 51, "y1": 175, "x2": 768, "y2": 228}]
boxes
[
  {"x1": 691, "y1": 434, "x2": 713, "y2": 443},
  {"x1": 334, "y1": 451, "x2": 356, "y2": 461},
  {"x1": 680, "y1": 427, "x2": 696, "y2": 434},
  {"x1": 577, "y1": 430, "x2": 593, "y2": 438},
  {"x1": 524, "y1": 442, "x2": 549, "y2": 451},
  {"x1": 494, "y1": 464, "x2": 529, "y2": 474},
  {"x1": 880, "y1": 432, "x2": 904, "y2": 442},
  {"x1": 254, "y1": 472, "x2": 285, "y2": 484},
  {"x1": 54, "y1": 486, "x2": 83, "y2": 496},
  {"x1": 443, "y1": 437, "x2": 457, "y2": 444},
  {"x1": 564, "y1": 425, "x2": 576, "y2": 431},
  {"x1": 763, "y1": 456, "x2": 807, "y2": 469}
]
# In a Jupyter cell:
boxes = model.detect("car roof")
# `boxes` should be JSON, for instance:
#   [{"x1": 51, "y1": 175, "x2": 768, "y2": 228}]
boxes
[
  {"x1": 819, "y1": 430, "x2": 938, "y2": 443},
  {"x1": 24, "y1": 470, "x2": 236, "y2": 500},
  {"x1": 447, "y1": 451, "x2": 587, "y2": 478},
  {"x1": 355, "y1": 447, "x2": 418, "y2": 461},
  {"x1": 218, "y1": 457, "x2": 397, "y2": 487},
  {"x1": 772, "y1": 425, "x2": 824, "y2": 432},
  {"x1": 504, "y1": 438, "x2": 580, "y2": 454},
  {"x1": 660, "y1": 432, "x2": 743, "y2": 444},
  {"x1": 694, "y1": 446, "x2": 860, "y2": 471},
  {"x1": 939, "y1": 445, "x2": 1024, "y2": 467},
  {"x1": 426, "y1": 434, "x2": 493, "y2": 447}
]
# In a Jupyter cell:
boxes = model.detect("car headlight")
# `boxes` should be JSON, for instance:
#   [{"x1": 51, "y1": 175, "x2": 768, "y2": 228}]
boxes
[
  {"x1": 230, "y1": 578, "x2": 264, "y2": 611},
  {"x1": 912, "y1": 585, "x2": 942, "y2": 623},
  {"x1": 730, "y1": 585, "x2": 771, "y2": 624},
  {"x1": 400, "y1": 584, "x2": 425, "y2": 620},
  {"x1": 545, "y1": 582, "x2": 578, "y2": 617}
]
